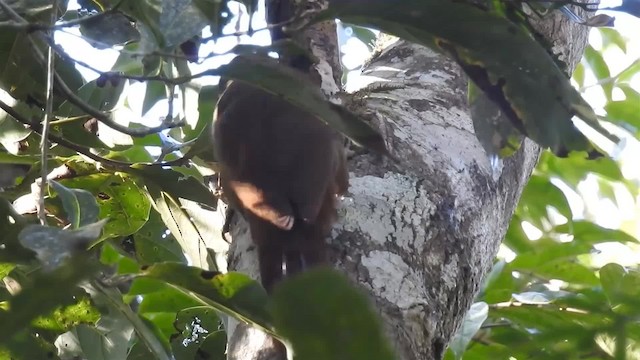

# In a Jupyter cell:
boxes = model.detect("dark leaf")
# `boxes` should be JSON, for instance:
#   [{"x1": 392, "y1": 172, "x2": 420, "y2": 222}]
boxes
[
  {"x1": 134, "y1": 210, "x2": 186, "y2": 265},
  {"x1": 159, "y1": 0, "x2": 211, "y2": 47},
  {"x1": 0, "y1": 31, "x2": 84, "y2": 107},
  {"x1": 0, "y1": 256, "x2": 99, "y2": 342},
  {"x1": 79, "y1": 11, "x2": 141, "y2": 49},
  {"x1": 49, "y1": 180, "x2": 100, "y2": 229},
  {"x1": 129, "y1": 164, "x2": 218, "y2": 209},
  {"x1": 272, "y1": 268, "x2": 395, "y2": 360},
  {"x1": 18, "y1": 220, "x2": 107, "y2": 270},
  {"x1": 469, "y1": 82, "x2": 523, "y2": 158}
]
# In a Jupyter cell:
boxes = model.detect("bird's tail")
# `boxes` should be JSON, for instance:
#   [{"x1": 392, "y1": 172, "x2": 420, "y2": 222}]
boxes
[{"x1": 248, "y1": 188, "x2": 338, "y2": 293}]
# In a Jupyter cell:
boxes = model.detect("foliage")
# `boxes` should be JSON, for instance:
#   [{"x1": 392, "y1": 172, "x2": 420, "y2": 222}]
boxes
[
  {"x1": 0, "y1": 0, "x2": 638, "y2": 359},
  {"x1": 444, "y1": 28, "x2": 640, "y2": 359}
]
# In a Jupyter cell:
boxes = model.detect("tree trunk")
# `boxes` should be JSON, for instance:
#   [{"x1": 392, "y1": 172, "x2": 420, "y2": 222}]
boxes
[{"x1": 225, "y1": 6, "x2": 590, "y2": 360}]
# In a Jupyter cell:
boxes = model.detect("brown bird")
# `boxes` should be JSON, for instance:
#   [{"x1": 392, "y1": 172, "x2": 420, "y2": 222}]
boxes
[{"x1": 213, "y1": 79, "x2": 349, "y2": 293}]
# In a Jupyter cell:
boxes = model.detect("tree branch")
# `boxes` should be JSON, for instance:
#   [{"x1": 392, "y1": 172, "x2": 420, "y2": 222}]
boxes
[{"x1": 0, "y1": 99, "x2": 193, "y2": 171}]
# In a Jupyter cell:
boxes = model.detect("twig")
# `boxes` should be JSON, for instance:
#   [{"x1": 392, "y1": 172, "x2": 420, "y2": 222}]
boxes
[
  {"x1": 38, "y1": 0, "x2": 59, "y2": 225},
  {"x1": 0, "y1": 99, "x2": 194, "y2": 171},
  {"x1": 489, "y1": 301, "x2": 589, "y2": 314}
]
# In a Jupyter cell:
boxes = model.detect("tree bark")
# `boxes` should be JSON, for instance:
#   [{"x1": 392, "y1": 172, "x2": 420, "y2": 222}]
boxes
[{"x1": 224, "y1": 7, "x2": 590, "y2": 360}]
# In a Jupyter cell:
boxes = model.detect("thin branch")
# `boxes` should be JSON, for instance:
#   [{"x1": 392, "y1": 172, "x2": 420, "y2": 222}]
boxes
[
  {"x1": 49, "y1": 32, "x2": 221, "y2": 84},
  {"x1": 38, "y1": 0, "x2": 59, "y2": 225},
  {"x1": 489, "y1": 301, "x2": 589, "y2": 314},
  {"x1": 0, "y1": 99, "x2": 126, "y2": 170},
  {"x1": 0, "y1": 99, "x2": 194, "y2": 171}
]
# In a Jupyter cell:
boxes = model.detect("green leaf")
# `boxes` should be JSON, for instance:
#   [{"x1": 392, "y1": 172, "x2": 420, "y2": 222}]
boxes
[
  {"x1": 541, "y1": 152, "x2": 624, "y2": 187},
  {"x1": 50, "y1": 180, "x2": 100, "y2": 229},
  {"x1": 469, "y1": 82, "x2": 523, "y2": 158},
  {"x1": 138, "y1": 287, "x2": 203, "y2": 315},
  {"x1": 0, "y1": 31, "x2": 84, "y2": 107},
  {"x1": 503, "y1": 216, "x2": 535, "y2": 254},
  {"x1": 170, "y1": 306, "x2": 224, "y2": 360},
  {"x1": 0, "y1": 152, "x2": 40, "y2": 165},
  {"x1": 0, "y1": 256, "x2": 99, "y2": 342},
  {"x1": 0, "y1": 199, "x2": 34, "y2": 263},
  {"x1": 130, "y1": 164, "x2": 218, "y2": 209},
  {"x1": 605, "y1": 99, "x2": 640, "y2": 130},
  {"x1": 599, "y1": 28, "x2": 627, "y2": 53},
  {"x1": 573, "y1": 62, "x2": 586, "y2": 88},
  {"x1": 600, "y1": 263, "x2": 626, "y2": 305},
  {"x1": 583, "y1": 45, "x2": 613, "y2": 101},
  {"x1": 57, "y1": 78, "x2": 126, "y2": 116},
  {"x1": 313, "y1": 0, "x2": 616, "y2": 156},
  {"x1": 191, "y1": 0, "x2": 232, "y2": 37},
  {"x1": 271, "y1": 268, "x2": 395, "y2": 360},
  {"x1": 91, "y1": 281, "x2": 172, "y2": 360},
  {"x1": 449, "y1": 302, "x2": 488, "y2": 359},
  {"x1": 61, "y1": 174, "x2": 151, "y2": 241},
  {"x1": 193, "y1": 330, "x2": 226, "y2": 360},
  {"x1": 99, "y1": 242, "x2": 139, "y2": 274},
  {"x1": 519, "y1": 174, "x2": 573, "y2": 225},
  {"x1": 0, "y1": 104, "x2": 33, "y2": 154},
  {"x1": 55, "y1": 78, "x2": 128, "y2": 149},
  {"x1": 134, "y1": 210, "x2": 187, "y2": 265},
  {"x1": 0, "y1": 329, "x2": 60, "y2": 360},
  {"x1": 159, "y1": 0, "x2": 211, "y2": 47},
  {"x1": 599, "y1": 263, "x2": 640, "y2": 315},
  {"x1": 180, "y1": 84, "x2": 219, "y2": 150},
  {"x1": 111, "y1": 43, "x2": 147, "y2": 75},
  {"x1": 140, "y1": 262, "x2": 273, "y2": 332},
  {"x1": 32, "y1": 290, "x2": 100, "y2": 333},
  {"x1": 0, "y1": 0, "x2": 56, "y2": 22},
  {"x1": 0, "y1": 263, "x2": 15, "y2": 279},
  {"x1": 537, "y1": 261, "x2": 599, "y2": 286},
  {"x1": 554, "y1": 221, "x2": 639, "y2": 245},
  {"x1": 117, "y1": 0, "x2": 165, "y2": 48},
  {"x1": 145, "y1": 188, "x2": 214, "y2": 269},
  {"x1": 142, "y1": 81, "x2": 167, "y2": 116},
  {"x1": 617, "y1": 59, "x2": 640, "y2": 83},
  {"x1": 512, "y1": 291, "x2": 555, "y2": 305},
  {"x1": 79, "y1": 11, "x2": 141, "y2": 49},
  {"x1": 481, "y1": 259, "x2": 516, "y2": 303}
]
